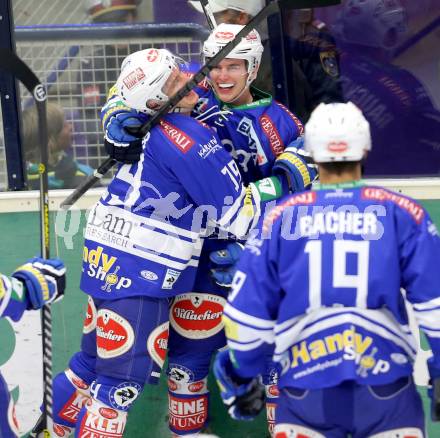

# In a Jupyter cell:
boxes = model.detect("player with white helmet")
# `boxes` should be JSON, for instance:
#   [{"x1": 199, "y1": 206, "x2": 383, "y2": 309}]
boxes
[
  {"x1": 99, "y1": 24, "x2": 316, "y2": 436},
  {"x1": 37, "y1": 47, "x2": 291, "y2": 437},
  {"x1": 214, "y1": 101, "x2": 440, "y2": 437}
]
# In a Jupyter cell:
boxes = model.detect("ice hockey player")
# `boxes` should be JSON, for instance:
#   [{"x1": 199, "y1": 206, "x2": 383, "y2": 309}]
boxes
[
  {"x1": 165, "y1": 23, "x2": 317, "y2": 437},
  {"x1": 100, "y1": 23, "x2": 316, "y2": 436},
  {"x1": 0, "y1": 257, "x2": 66, "y2": 437},
  {"x1": 39, "y1": 47, "x2": 295, "y2": 438},
  {"x1": 214, "y1": 101, "x2": 440, "y2": 437}
]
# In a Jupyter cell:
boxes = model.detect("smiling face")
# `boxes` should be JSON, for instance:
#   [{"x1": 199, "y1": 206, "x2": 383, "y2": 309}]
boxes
[{"x1": 209, "y1": 58, "x2": 253, "y2": 105}]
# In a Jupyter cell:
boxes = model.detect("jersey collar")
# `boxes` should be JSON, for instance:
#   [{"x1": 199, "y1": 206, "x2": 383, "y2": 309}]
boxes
[{"x1": 314, "y1": 179, "x2": 365, "y2": 190}]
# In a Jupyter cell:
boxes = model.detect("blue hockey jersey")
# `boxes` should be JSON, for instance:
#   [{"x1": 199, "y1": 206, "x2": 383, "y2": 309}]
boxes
[
  {"x1": 81, "y1": 113, "x2": 282, "y2": 300},
  {"x1": 192, "y1": 86, "x2": 304, "y2": 185},
  {"x1": 0, "y1": 274, "x2": 27, "y2": 322},
  {"x1": 222, "y1": 181, "x2": 440, "y2": 388}
]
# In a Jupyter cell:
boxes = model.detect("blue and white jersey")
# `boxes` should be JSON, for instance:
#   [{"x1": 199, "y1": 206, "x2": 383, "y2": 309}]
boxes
[
  {"x1": 192, "y1": 86, "x2": 304, "y2": 185},
  {"x1": 223, "y1": 182, "x2": 440, "y2": 388},
  {"x1": 81, "y1": 113, "x2": 278, "y2": 300},
  {"x1": 0, "y1": 274, "x2": 27, "y2": 322}
]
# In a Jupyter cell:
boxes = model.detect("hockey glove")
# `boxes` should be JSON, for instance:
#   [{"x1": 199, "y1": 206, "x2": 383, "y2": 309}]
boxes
[
  {"x1": 213, "y1": 349, "x2": 265, "y2": 421},
  {"x1": 12, "y1": 257, "x2": 66, "y2": 310},
  {"x1": 101, "y1": 95, "x2": 147, "y2": 163},
  {"x1": 428, "y1": 361, "x2": 440, "y2": 421},
  {"x1": 209, "y1": 242, "x2": 244, "y2": 288},
  {"x1": 272, "y1": 136, "x2": 318, "y2": 193}
]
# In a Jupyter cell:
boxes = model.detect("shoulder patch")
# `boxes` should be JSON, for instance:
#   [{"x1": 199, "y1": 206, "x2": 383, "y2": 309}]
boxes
[
  {"x1": 262, "y1": 191, "x2": 317, "y2": 233},
  {"x1": 259, "y1": 114, "x2": 284, "y2": 157},
  {"x1": 275, "y1": 102, "x2": 304, "y2": 136},
  {"x1": 159, "y1": 120, "x2": 195, "y2": 154},
  {"x1": 362, "y1": 187, "x2": 425, "y2": 223}
]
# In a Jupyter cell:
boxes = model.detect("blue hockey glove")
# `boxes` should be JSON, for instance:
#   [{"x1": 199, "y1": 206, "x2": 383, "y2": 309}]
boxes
[
  {"x1": 101, "y1": 95, "x2": 147, "y2": 163},
  {"x1": 213, "y1": 349, "x2": 265, "y2": 421},
  {"x1": 272, "y1": 136, "x2": 318, "y2": 193},
  {"x1": 12, "y1": 257, "x2": 66, "y2": 310},
  {"x1": 209, "y1": 242, "x2": 244, "y2": 288}
]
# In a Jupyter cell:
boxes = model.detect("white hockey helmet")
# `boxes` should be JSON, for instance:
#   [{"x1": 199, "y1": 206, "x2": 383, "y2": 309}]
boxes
[
  {"x1": 304, "y1": 102, "x2": 372, "y2": 163},
  {"x1": 203, "y1": 23, "x2": 263, "y2": 87},
  {"x1": 335, "y1": 0, "x2": 407, "y2": 50},
  {"x1": 116, "y1": 48, "x2": 178, "y2": 114},
  {"x1": 85, "y1": 0, "x2": 142, "y2": 23}
]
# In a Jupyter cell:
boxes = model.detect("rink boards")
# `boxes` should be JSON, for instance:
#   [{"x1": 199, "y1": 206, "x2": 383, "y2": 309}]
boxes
[{"x1": 0, "y1": 180, "x2": 439, "y2": 437}]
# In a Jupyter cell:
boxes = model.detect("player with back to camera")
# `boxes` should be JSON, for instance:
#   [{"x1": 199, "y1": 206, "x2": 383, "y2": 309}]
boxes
[{"x1": 214, "y1": 101, "x2": 440, "y2": 437}]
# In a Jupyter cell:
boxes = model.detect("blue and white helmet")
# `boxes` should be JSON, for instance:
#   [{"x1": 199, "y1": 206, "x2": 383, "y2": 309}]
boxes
[{"x1": 304, "y1": 102, "x2": 372, "y2": 163}]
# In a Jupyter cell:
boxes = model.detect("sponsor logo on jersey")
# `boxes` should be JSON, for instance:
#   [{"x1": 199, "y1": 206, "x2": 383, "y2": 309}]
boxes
[
  {"x1": 170, "y1": 293, "x2": 226, "y2": 339},
  {"x1": 122, "y1": 67, "x2": 146, "y2": 90},
  {"x1": 83, "y1": 296, "x2": 97, "y2": 334},
  {"x1": 96, "y1": 309, "x2": 135, "y2": 359},
  {"x1": 110, "y1": 382, "x2": 141, "y2": 410},
  {"x1": 162, "y1": 268, "x2": 181, "y2": 290},
  {"x1": 140, "y1": 270, "x2": 159, "y2": 281},
  {"x1": 262, "y1": 192, "x2": 317, "y2": 233},
  {"x1": 362, "y1": 187, "x2": 424, "y2": 223},
  {"x1": 168, "y1": 394, "x2": 209, "y2": 432},
  {"x1": 159, "y1": 120, "x2": 195, "y2": 153},
  {"x1": 236, "y1": 116, "x2": 267, "y2": 169},
  {"x1": 198, "y1": 137, "x2": 222, "y2": 159},
  {"x1": 275, "y1": 102, "x2": 304, "y2": 135},
  {"x1": 86, "y1": 208, "x2": 134, "y2": 249},
  {"x1": 260, "y1": 114, "x2": 284, "y2": 157},
  {"x1": 289, "y1": 327, "x2": 391, "y2": 379},
  {"x1": 147, "y1": 321, "x2": 169, "y2": 368},
  {"x1": 83, "y1": 246, "x2": 132, "y2": 292}
]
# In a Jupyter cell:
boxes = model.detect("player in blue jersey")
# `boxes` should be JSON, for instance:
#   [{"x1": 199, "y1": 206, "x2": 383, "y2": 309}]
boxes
[
  {"x1": 40, "y1": 47, "x2": 291, "y2": 438},
  {"x1": 165, "y1": 24, "x2": 316, "y2": 436},
  {"x1": 99, "y1": 24, "x2": 316, "y2": 436},
  {"x1": 214, "y1": 101, "x2": 440, "y2": 437},
  {"x1": 0, "y1": 258, "x2": 65, "y2": 437}
]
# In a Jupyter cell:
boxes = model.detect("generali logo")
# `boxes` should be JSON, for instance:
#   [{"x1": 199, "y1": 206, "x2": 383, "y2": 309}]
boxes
[
  {"x1": 260, "y1": 114, "x2": 284, "y2": 157},
  {"x1": 159, "y1": 120, "x2": 195, "y2": 153},
  {"x1": 170, "y1": 293, "x2": 226, "y2": 339}
]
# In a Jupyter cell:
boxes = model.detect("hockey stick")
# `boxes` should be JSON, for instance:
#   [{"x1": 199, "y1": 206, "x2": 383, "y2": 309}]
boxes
[
  {"x1": 61, "y1": 0, "x2": 341, "y2": 209},
  {"x1": 60, "y1": 0, "x2": 280, "y2": 209},
  {"x1": 0, "y1": 48, "x2": 54, "y2": 436},
  {"x1": 199, "y1": 0, "x2": 217, "y2": 30}
]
